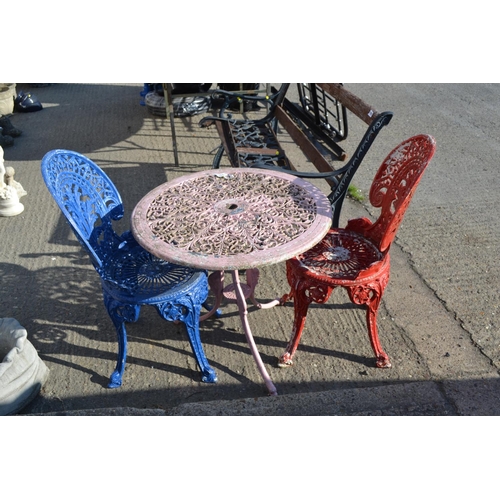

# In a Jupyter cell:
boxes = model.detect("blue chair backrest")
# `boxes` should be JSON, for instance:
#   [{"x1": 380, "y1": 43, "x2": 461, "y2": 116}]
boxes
[{"x1": 41, "y1": 149, "x2": 124, "y2": 271}]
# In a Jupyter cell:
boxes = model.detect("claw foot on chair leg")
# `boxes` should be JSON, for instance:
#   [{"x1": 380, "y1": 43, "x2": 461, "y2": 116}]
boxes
[
  {"x1": 277, "y1": 352, "x2": 294, "y2": 368},
  {"x1": 201, "y1": 368, "x2": 218, "y2": 383},
  {"x1": 108, "y1": 370, "x2": 123, "y2": 388},
  {"x1": 375, "y1": 355, "x2": 392, "y2": 368},
  {"x1": 279, "y1": 294, "x2": 290, "y2": 306}
]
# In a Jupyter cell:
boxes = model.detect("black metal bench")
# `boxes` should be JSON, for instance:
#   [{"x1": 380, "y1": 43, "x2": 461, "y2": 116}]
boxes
[
  {"x1": 200, "y1": 84, "x2": 292, "y2": 170},
  {"x1": 199, "y1": 83, "x2": 393, "y2": 226},
  {"x1": 284, "y1": 83, "x2": 349, "y2": 161}
]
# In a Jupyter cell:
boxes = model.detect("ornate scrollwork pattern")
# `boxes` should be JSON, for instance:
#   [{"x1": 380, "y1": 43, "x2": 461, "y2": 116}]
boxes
[
  {"x1": 42, "y1": 150, "x2": 217, "y2": 388},
  {"x1": 43, "y1": 152, "x2": 123, "y2": 232},
  {"x1": 229, "y1": 121, "x2": 288, "y2": 168},
  {"x1": 367, "y1": 134, "x2": 436, "y2": 252},
  {"x1": 231, "y1": 121, "x2": 279, "y2": 150},
  {"x1": 297, "y1": 229, "x2": 383, "y2": 280},
  {"x1": 146, "y1": 171, "x2": 318, "y2": 257},
  {"x1": 107, "y1": 241, "x2": 199, "y2": 297},
  {"x1": 346, "y1": 271, "x2": 389, "y2": 306},
  {"x1": 42, "y1": 151, "x2": 124, "y2": 266}
]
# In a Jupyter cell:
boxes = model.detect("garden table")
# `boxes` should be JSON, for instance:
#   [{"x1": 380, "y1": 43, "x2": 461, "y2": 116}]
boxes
[{"x1": 131, "y1": 168, "x2": 332, "y2": 395}]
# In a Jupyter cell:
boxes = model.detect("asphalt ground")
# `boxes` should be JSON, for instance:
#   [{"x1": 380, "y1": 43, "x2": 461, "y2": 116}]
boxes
[{"x1": 1, "y1": 83, "x2": 499, "y2": 418}]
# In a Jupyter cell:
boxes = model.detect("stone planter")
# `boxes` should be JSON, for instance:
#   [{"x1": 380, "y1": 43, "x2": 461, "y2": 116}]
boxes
[
  {"x1": 0, "y1": 84, "x2": 15, "y2": 116},
  {"x1": 0, "y1": 318, "x2": 49, "y2": 415}
]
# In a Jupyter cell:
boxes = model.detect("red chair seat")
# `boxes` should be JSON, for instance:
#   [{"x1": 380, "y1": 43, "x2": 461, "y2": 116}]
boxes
[{"x1": 294, "y1": 229, "x2": 384, "y2": 281}]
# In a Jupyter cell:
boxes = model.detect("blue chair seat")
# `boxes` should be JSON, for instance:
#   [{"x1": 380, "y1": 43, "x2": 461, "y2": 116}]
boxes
[{"x1": 103, "y1": 234, "x2": 201, "y2": 301}]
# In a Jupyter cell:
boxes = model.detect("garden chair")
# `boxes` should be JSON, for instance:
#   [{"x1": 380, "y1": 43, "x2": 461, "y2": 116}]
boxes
[
  {"x1": 41, "y1": 150, "x2": 217, "y2": 388},
  {"x1": 278, "y1": 135, "x2": 436, "y2": 369}
]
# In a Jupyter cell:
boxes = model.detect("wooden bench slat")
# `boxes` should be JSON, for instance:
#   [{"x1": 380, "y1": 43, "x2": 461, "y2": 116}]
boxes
[
  {"x1": 236, "y1": 147, "x2": 282, "y2": 156},
  {"x1": 317, "y1": 83, "x2": 379, "y2": 125},
  {"x1": 275, "y1": 106, "x2": 337, "y2": 187}
]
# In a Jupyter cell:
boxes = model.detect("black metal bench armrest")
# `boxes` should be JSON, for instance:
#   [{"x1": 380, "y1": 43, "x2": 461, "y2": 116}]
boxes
[
  {"x1": 199, "y1": 113, "x2": 277, "y2": 129},
  {"x1": 252, "y1": 110, "x2": 393, "y2": 226},
  {"x1": 201, "y1": 84, "x2": 290, "y2": 124},
  {"x1": 199, "y1": 115, "x2": 236, "y2": 128},
  {"x1": 250, "y1": 162, "x2": 349, "y2": 182},
  {"x1": 210, "y1": 88, "x2": 272, "y2": 103},
  {"x1": 211, "y1": 85, "x2": 288, "y2": 106}
]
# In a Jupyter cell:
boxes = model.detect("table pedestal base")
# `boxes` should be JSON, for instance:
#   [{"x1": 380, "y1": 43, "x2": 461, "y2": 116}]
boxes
[{"x1": 201, "y1": 269, "x2": 278, "y2": 396}]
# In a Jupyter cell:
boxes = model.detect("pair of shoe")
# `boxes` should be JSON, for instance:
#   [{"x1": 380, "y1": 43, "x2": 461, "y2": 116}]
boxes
[{"x1": 0, "y1": 115, "x2": 22, "y2": 148}]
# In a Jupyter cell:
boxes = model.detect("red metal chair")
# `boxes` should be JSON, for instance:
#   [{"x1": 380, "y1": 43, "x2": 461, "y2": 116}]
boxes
[{"x1": 278, "y1": 134, "x2": 436, "y2": 369}]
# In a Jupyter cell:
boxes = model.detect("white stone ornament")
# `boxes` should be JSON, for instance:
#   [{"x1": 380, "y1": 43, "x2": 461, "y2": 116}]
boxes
[{"x1": 0, "y1": 145, "x2": 26, "y2": 217}]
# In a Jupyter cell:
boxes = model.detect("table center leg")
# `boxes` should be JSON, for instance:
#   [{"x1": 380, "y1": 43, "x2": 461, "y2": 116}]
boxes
[
  {"x1": 200, "y1": 271, "x2": 224, "y2": 321},
  {"x1": 230, "y1": 270, "x2": 278, "y2": 396}
]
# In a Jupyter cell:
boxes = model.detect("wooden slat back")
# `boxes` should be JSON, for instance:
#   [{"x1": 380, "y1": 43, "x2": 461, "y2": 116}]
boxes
[
  {"x1": 317, "y1": 83, "x2": 380, "y2": 125},
  {"x1": 274, "y1": 105, "x2": 337, "y2": 187},
  {"x1": 274, "y1": 106, "x2": 333, "y2": 172}
]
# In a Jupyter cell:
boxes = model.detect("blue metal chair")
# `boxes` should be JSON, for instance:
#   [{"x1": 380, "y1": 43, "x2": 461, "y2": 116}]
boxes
[{"x1": 41, "y1": 149, "x2": 217, "y2": 388}]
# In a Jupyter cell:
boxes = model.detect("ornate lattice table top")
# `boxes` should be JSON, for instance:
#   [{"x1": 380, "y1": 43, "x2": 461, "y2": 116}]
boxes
[{"x1": 131, "y1": 168, "x2": 332, "y2": 270}]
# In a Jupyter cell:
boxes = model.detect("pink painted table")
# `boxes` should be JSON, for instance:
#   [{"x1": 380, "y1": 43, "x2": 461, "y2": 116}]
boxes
[{"x1": 131, "y1": 168, "x2": 332, "y2": 395}]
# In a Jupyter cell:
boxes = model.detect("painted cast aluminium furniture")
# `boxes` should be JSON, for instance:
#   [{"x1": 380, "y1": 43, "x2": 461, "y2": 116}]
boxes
[
  {"x1": 131, "y1": 168, "x2": 333, "y2": 395},
  {"x1": 200, "y1": 83, "x2": 393, "y2": 228},
  {"x1": 41, "y1": 150, "x2": 217, "y2": 388},
  {"x1": 278, "y1": 135, "x2": 436, "y2": 369}
]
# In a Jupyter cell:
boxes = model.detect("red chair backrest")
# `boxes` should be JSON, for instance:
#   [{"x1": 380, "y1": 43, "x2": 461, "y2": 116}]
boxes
[{"x1": 365, "y1": 134, "x2": 436, "y2": 253}]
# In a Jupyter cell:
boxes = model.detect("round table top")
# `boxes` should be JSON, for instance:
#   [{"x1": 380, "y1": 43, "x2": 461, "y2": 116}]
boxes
[{"x1": 131, "y1": 168, "x2": 333, "y2": 271}]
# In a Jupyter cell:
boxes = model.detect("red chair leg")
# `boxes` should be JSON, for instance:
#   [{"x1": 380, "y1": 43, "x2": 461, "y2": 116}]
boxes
[
  {"x1": 279, "y1": 262, "x2": 334, "y2": 367},
  {"x1": 347, "y1": 279, "x2": 391, "y2": 368},
  {"x1": 278, "y1": 280, "x2": 314, "y2": 367},
  {"x1": 365, "y1": 295, "x2": 391, "y2": 368}
]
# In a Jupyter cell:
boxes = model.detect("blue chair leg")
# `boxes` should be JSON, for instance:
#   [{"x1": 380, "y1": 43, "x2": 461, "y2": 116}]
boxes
[
  {"x1": 182, "y1": 305, "x2": 217, "y2": 383},
  {"x1": 104, "y1": 294, "x2": 140, "y2": 388},
  {"x1": 108, "y1": 320, "x2": 127, "y2": 389}
]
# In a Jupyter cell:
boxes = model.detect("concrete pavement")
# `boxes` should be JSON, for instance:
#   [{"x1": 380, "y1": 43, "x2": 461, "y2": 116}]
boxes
[{"x1": 2, "y1": 83, "x2": 499, "y2": 416}]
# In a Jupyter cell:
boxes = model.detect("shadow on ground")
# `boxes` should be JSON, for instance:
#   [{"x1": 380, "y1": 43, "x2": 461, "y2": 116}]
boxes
[{"x1": 5, "y1": 84, "x2": 144, "y2": 161}]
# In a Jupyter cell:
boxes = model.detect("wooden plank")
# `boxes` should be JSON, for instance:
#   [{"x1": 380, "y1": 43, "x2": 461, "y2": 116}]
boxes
[
  {"x1": 236, "y1": 147, "x2": 282, "y2": 156},
  {"x1": 275, "y1": 105, "x2": 336, "y2": 187},
  {"x1": 317, "y1": 83, "x2": 380, "y2": 125},
  {"x1": 215, "y1": 121, "x2": 242, "y2": 167},
  {"x1": 282, "y1": 97, "x2": 347, "y2": 161}
]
